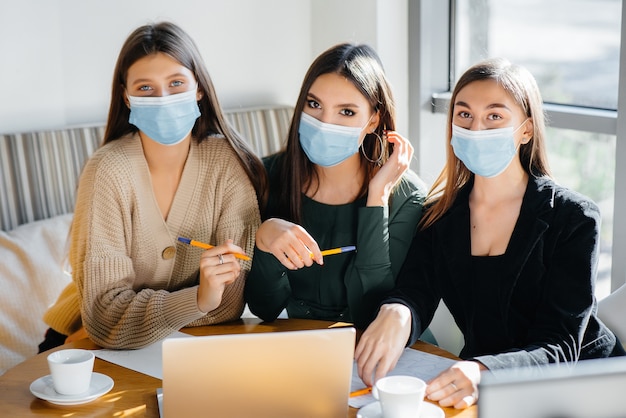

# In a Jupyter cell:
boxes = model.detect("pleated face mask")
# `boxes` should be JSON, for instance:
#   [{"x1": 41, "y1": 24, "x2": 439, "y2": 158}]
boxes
[
  {"x1": 298, "y1": 112, "x2": 366, "y2": 167},
  {"x1": 128, "y1": 87, "x2": 201, "y2": 146},
  {"x1": 451, "y1": 121, "x2": 526, "y2": 178}
]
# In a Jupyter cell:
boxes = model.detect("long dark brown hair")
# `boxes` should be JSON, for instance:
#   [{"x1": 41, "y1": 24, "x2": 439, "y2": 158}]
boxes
[
  {"x1": 420, "y1": 57, "x2": 551, "y2": 230},
  {"x1": 103, "y1": 21, "x2": 267, "y2": 205},
  {"x1": 274, "y1": 43, "x2": 396, "y2": 223}
]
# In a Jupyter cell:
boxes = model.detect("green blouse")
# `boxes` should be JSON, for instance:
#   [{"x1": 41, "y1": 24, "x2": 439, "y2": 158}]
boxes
[{"x1": 244, "y1": 153, "x2": 426, "y2": 329}]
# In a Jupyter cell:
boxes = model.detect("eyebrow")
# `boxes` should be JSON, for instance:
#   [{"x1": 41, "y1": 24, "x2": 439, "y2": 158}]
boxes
[
  {"x1": 129, "y1": 73, "x2": 192, "y2": 86},
  {"x1": 307, "y1": 92, "x2": 360, "y2": 109},
  {"x1": 454, "y1": 100, "x2": 511, "y2": 111}
]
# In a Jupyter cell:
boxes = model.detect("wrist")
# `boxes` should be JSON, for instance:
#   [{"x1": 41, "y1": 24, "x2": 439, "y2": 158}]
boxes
[
  {"x1": 379, "y1": 303, "x2": 412, "y2": 323},
  {"x1": 197, "y1": 285, "x2": 223, "y2": 313},
  {"x1": 367, "y1": 183, "x2": 392, "y2": 207},
  {"x1": 255, "y1": 221, "x2": 272, "y2": 252},
  {"x1": 366, "y1": 189, "x2": 389, "y2": 207}
]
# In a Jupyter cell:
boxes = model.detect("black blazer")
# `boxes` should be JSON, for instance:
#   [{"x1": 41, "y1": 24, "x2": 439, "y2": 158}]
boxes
[{"x1": 385, "y1": 176, "x2": 624, "y2": 370}]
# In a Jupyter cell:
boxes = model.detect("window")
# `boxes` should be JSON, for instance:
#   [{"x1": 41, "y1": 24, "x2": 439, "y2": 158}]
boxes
[
  {"x1": 412, "y1": 0, "x2": 623, "y2": 298},
  {"x1": 455, "y1": 0, "x2": 621, "y2": 110},
  {"x1": 545, "y1": 128, "x2": 616, "y2": 298}
]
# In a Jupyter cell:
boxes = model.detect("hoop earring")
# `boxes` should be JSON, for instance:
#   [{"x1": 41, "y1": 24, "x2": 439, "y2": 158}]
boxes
[{"x1": 360, "y1": 132, "x2": 385, "y2": 166}]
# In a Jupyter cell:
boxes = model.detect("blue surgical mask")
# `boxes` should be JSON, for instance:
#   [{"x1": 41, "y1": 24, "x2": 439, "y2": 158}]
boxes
[
  {"x1": 128, "y1": 88, "x2": 201, "y2": 146},
  {"x1": 451, "y1": 121, "x2": 526, "y2": 178},
  {"x1": 298, "y1": 112, "x2": 369, "y2": 167}
]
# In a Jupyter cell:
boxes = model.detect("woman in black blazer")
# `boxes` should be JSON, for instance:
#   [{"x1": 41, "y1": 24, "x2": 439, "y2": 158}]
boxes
[{"x1": 355, "y1": 58, "x2": 625, "y2": 409}]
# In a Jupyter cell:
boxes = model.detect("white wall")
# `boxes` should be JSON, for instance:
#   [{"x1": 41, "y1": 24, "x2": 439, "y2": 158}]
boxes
[
  {"x1": 311, "y1": 0, "x2": 409, "y2": 136},
  {"x1": 0, "y1": 0, "x2": 312, "y2": 132},
  {"x1": 0, "y1": 2, "x2": 67, "y2": 131},
  {"x1": 0, "y1": 0, "x2": 410, "y2": 140}
]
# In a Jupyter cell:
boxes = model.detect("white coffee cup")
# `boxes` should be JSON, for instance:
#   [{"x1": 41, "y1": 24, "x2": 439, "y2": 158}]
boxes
[
  {"x1": 47, "y1": 349, "x2": 95, "y2": 395},
  {"x1": 373, "y1": 375, "x2": 426, "y2": 418}
]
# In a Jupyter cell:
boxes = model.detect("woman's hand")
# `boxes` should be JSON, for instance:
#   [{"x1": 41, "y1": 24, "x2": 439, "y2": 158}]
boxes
[
  {"x1": 196, "y1": 239, "x2": 244, "y2": 313},
  {"x1": 354, "y1": 303, "x2": 412, "y2": 387},
  {"x1": 425, "y1": 361, "x2": 484, "y2": 409},
  {"x1": 367, "y1": 131, "x2": 414, "y2": 207},
  {"x1": 255, "y1": 218, "x2": 322, "y2": 269}
]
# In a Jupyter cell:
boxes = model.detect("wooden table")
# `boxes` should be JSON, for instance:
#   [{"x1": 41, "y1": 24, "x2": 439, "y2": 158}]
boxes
[{"x1": 0, "y1": 318, "x2": 476, "y2": 417}]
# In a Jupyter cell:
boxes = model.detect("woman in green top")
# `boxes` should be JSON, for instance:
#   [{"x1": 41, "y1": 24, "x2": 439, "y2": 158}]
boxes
[{"x1": 244, "y1": 43, "x2": 427, "y2": 329}]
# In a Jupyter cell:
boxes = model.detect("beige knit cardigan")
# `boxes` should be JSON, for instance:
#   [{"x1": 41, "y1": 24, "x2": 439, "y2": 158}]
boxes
[{"x1": 43, "y1": 134, "x2": 260, "y2": 349}]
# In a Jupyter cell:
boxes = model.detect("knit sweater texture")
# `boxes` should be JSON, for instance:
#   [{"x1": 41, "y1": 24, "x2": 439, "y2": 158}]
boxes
[{"x1": 43, "y1": 133, "x2": 260, "y2": 349}]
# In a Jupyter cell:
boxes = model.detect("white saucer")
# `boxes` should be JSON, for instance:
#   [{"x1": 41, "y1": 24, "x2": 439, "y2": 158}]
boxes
[
  {"x1": 357, "y1": 401, "x2": 444, "y2": 418},
  {"x1": 30, "y1": 372, "x2": 114, "y2": 405}
]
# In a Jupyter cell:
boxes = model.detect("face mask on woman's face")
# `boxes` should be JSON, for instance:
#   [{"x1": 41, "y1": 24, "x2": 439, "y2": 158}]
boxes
[
  {"x1": 450, "y1": 120, "x2": 527, "y2": 178},
  {"x1": 128, "y1": 87, "x2": 201, "y2": 146},
  {"x1": 298, "y1": 112, "x2": 370, "y2": 167}
]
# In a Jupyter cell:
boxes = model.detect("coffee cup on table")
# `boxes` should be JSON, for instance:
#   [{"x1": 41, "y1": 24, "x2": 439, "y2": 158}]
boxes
[
  {"x1": 373, "y1": 375, "x2": 426, "y2": 418},
  {"x1": 47, "y1": 349, "x2": 95, "y2": 395}
]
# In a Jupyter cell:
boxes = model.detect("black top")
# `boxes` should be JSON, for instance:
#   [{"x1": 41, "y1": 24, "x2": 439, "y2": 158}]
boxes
[
  {"x1": 467, "y1": 255, "x2": 511, "y2": 358},
  {"x1": 384, "y1": 176, "x2": 625, "y2": 370}
]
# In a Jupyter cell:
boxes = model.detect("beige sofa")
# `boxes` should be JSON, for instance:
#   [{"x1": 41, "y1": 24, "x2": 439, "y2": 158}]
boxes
[{"x1": 0, "y1": 105, "x2": 292, "y2": 375}]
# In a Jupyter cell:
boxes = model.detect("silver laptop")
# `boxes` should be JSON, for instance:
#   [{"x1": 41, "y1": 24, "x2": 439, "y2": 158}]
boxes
[
  {"x1": 478, "y1": 356, "x2": 626, "y2": 418},
  {"x1": 162, "y1": 327, "x2": 356, "y2": 418}
]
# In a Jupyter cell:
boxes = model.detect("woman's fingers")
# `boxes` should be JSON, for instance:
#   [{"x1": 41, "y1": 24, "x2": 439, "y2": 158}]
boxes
[
  {"x1": 426, "y1": 361, "x2": 481, "y2": 409},
  {"x1": 355, "y1": 304, "x2": 412, "y2": 386},
  {"x1": 367, "y1": 131, "x2": 414, "y2": 206},
  {"x1": 257, "y1": 218, "x2": 322, "y2": 268},
  {"x1": 200, "y1": 250, "x2": 241, "y2": 284},
  {"x1": 384, "y1": 131, "x2": 413, "y2": 174},
  {"x1": 196, "y1": 241, "x2": 245, "y2": 312}
]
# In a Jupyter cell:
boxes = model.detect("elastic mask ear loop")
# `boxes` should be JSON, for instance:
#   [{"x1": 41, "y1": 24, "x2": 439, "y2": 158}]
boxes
[
  {"x1": 514, "y1": 118, "x2": 530, "y2": 153},
  {"x1": 514, "y1": 118, "x2": 529, "y2": 134}
]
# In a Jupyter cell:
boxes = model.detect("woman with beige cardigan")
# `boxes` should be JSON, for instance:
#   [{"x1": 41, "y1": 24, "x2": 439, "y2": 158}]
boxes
[{"x1": 39, "y1": 22, "x2": 265, "y2": 350}]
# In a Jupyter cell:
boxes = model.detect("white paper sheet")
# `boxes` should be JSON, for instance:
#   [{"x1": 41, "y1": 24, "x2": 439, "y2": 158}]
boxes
[
  {"x1": 94, "y1": 331, "x2": 191, "y2": 379},
  {"x1": 348, "y1": 347, "x2": 457, "y2": 408}
]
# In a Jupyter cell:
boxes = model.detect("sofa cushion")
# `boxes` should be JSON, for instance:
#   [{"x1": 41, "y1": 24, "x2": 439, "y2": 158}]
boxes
[
  {"x1": 0, "y1": 126, "x2": 103, "y2": 231},
  {"x1": 225, "y1": 105, "x2": 292, "y2": 157},
  {"x1": 0, "y1": 214, "x2": 72, "y2": 375}
]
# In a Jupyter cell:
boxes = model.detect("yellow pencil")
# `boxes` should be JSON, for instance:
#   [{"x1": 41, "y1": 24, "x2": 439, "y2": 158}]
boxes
[
  {"x1": 319, "y1": 245, "x2": 357, "y2": 257},
  {"x1": 349, "y1": 387, "x2": 372, "y2": 397},
  {"x1": 177, "y1": 237, "x2": 252, "y2": 261}
]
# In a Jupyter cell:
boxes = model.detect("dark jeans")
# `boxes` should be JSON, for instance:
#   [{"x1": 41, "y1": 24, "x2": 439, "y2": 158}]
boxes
[{"x1": 38, "y1": 328, "x2": 68, "y2": 353}]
